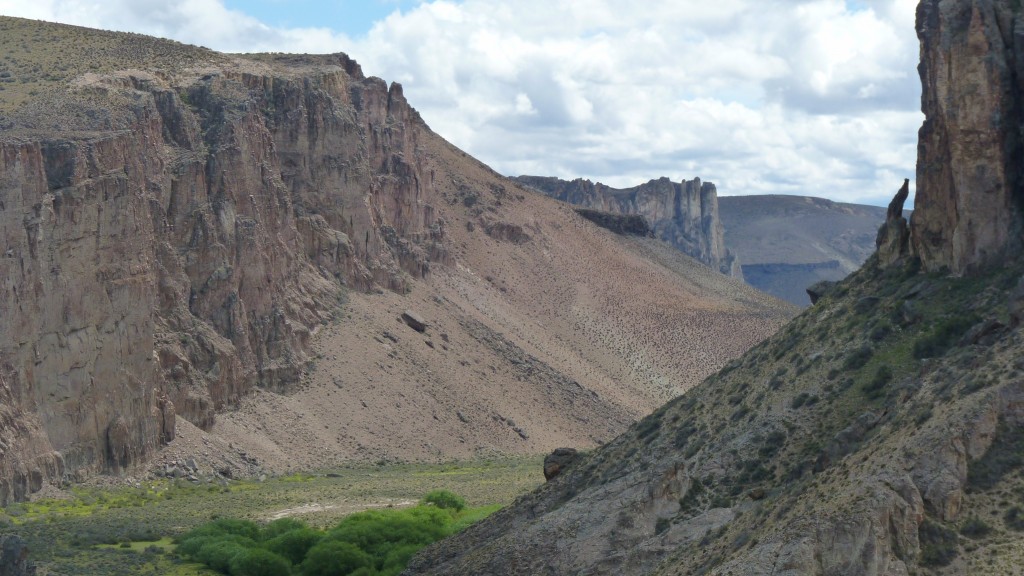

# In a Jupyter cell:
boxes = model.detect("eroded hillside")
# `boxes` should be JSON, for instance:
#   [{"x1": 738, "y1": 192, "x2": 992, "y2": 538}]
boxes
[
  {"x1": 405, "y1": 1, "x2": 1024, "y2": 574},
  {"x1": 0, "y1": 16, "x2": 795, "y2": 501}
]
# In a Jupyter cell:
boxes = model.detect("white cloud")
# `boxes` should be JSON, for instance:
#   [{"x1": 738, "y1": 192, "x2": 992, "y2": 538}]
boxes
[{"x1": 0, "y1": 0, "x2": 923, "y2": 205}]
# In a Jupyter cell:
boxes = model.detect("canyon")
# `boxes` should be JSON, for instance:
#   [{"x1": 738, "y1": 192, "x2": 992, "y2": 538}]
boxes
[{"x1": 0, "y1": 17, "x2": 795, "y2": 504}]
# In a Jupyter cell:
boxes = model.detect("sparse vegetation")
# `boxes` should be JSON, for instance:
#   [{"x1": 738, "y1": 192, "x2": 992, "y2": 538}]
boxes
[
  {"x1": 967, "y1": 420, "x2": 1024, "y2": 491},
  {"x1": 919, "y1": 518, "x2": 959, "y2": 567},
  {"x1": 913, "y1": 314, "x2": 979, "y2": 359}
]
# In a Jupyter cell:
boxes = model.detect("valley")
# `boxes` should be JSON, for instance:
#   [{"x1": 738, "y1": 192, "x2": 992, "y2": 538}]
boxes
[{"x1": 2, "y1": 0, "x2": 1024, "y2": 574}]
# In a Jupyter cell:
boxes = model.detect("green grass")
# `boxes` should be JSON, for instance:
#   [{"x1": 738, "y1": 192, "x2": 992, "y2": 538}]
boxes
[{"x1": 2, "y1": 457, "x2": 541, "y2": 576}]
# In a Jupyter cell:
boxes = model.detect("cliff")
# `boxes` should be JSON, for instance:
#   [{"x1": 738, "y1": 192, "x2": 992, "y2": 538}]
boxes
[
  {"x1": 0, "y1": 22, "x2": 447, "y2": 502},
  {"x1": 405, "y1": 1, "x2": 1024, "y2": 574},
  {"x1": 515, "y1": 175, "x2": 742, "y2": 278},
  {"x1": 910, "y1": 0, "x2": 1024, "y2": 273}
]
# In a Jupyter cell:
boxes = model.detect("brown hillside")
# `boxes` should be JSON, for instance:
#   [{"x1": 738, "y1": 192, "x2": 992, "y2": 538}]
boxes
[{"x1": 0, "y1": 16, "x2": 795, "y2": 497}]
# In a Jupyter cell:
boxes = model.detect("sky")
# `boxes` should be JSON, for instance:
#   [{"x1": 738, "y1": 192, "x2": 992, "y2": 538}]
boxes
[{"x1": 0, "y1": 0, "x2": 923, "y2": 206}]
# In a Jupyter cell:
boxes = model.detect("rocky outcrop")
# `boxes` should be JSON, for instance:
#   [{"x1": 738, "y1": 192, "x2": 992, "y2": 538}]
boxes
[
  {"x1": 0, "y1": 33, "x2": 450, "y2": 498},
  {"x1": 405, "y1": 2, "x2": 1024, "y2": 573},
  {"x1": 0, "y1": 535, "x2": 33, "y2": 576},
  {"x1": 876, "y1": 179, "x2": 912, "y2": 266},
  {"x1": 543, "y1": 447, "x2": 580, "y2": 481},
  {"x1": 911, "y1": 0, "x2": 1024, "y2": 273},
  {"x1": 516, "y1": 176, "x2": 741, "y2": 278}
]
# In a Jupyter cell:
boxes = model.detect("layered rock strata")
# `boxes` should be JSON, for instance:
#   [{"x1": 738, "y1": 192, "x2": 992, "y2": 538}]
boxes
[{"x1": 516, "y1": 176, "x2": 741, "y2": 278}]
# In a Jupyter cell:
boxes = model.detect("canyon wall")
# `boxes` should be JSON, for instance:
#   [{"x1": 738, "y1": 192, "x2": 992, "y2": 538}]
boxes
[
  {"x1": 515, "y1": 175, "x2": 742, "y2": 278},
  {"x1": 0, "y1": 53, "x2": 447, "y2": 501},
  {"x1": 911, "y1": 0, "x2": 1024, "y2": 273}
]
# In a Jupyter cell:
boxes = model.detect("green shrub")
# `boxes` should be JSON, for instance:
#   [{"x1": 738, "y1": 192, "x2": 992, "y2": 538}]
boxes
[
  {"x1": 261, "y1": 518, "x2": 308, "y2": 541},
  {"x1": 913, "y1": 315, "x2": 978, "y2": 359},
  {"x1": 177, "y1": 518, "x2": 261, "y2": 543},
  {"x1": 264, "y1": 528, "x2": 323, "y2": 565},
  {"x1": 960, "y1": 516, "x2": 992, "y2": 539},
  {"x1": 381, "y1": 542, "x2": 426, "y2": 574},
  {"x1": 196, "y1": 540, "x2": 251, "y2": 573},
  {"x1": 230, "y1": 548, "x2": 292, "y2": 576},
  {"x1": 421, "y1": 490, "x2": 465, "y2": 512},
  {"x1": 864, "y1": 365, "x2": 892, "y2": 400},
  {"x1": 300, "y1": 541, "x2": 374, "y2": 576},
  {"x1": 325, "y1": 506, "x2": 452, "y2": 561},
  {"x1": 791, "y1": 393, "x2": 817, "y2": 409},
  {"x1": 1005, "y1": 507, "x2": 1024, "y2": 531},
  {"x1": 177, "y1": 535, "x2": 219, "y2": 557},
  {"x1": 967, "y1": 420, "x2": 1024, "y2": 491},
  {"x1": 842, "y1": 345, "x2": 873, "y2": 370}
]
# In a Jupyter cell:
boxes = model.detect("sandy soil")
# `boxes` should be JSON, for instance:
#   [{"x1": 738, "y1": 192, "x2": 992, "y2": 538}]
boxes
[{"x1": 149, "y1": 162, "x2": 795, "y2": 477}]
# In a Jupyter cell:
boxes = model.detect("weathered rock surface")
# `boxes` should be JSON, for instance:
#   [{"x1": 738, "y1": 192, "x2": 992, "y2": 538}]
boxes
[
  {"x1": 0, "y1": 536, "x2": 33, "y2": 576},
  {"x1": 911, "y1": 0, "x2": 1024, "y2": 273},
  {"x1": 516, "y1": 175, "x2": 741, "y2": 278},
  {"x1": 0, "y1": 24, "x2": 449, "y2": 499},
  {"x1": 805, "y1": 280, "x2": 838, "y2": 305},
  {"x1": 543, "y1": 447, "x2": 580, "y2": 481},
  {"x1": 876, "y1": 179, "x2": 912, "y2": 266},
  {"x1": 0, "y1": 17, "x2": 798, "y2": 503},
  {"x1": 574, "y1": 208, "x2": 653, "y2": 237}
]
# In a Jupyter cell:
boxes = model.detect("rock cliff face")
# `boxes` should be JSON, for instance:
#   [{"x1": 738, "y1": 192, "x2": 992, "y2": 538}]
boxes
[
  {"x1": 911, "y1": 0, "x2": 1024, "y2": 273},
  {"x1": 0, "y1": 44, "x2": 447, "y2": 500},
  {"x1": 515, "y1": 176, "x2": 741, "y2": 278}
]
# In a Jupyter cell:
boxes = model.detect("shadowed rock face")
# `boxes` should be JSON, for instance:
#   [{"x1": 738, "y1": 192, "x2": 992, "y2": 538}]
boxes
[
  {"x1": 0, "y1": 45, "x2": 447, "y2": 498},
  {"x1": 912, "y1": 0, "x2": 1024, "y2": 273},
  {"x1": 515, "y1": 175, "x2": 741, "y2": 278}
]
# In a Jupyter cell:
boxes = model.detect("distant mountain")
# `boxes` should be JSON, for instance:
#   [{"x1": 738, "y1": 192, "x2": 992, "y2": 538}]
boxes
[{"x1": 718, "y1": 195, "x2": 888, "y2": 305}]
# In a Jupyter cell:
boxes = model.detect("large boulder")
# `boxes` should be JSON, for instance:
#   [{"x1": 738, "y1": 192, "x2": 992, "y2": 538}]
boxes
[
  {"x1": 543, "y1": 448, "x2": 580, "y2": 481},
  {"x1": 0, "y1": 535, "x2": 34, "y2": 576}
]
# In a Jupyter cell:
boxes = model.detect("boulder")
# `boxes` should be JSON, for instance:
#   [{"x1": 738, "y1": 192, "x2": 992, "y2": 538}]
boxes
[
  {"x1": 0, "y1": 535, "x2": 34, "y2": 576},
  {"x1": 401, "y1": 311, "x2": 428, "y2": 333},
  {"x1": 806, "y1": 280, "x2": 837, "y2": 305},
  {"x1": 543, "y1": 448, "x2": 580, "y2": 481}
]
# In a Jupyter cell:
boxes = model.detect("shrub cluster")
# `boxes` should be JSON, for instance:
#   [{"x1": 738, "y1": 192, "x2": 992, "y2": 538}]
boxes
[{"x1": 175, "y1": 490, "x2": 470, "y2": 576}]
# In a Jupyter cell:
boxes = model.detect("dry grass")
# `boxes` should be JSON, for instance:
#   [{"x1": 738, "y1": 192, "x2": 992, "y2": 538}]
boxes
[{"x1": 0, "y1": 16, "x2": 219, "y2": 114}]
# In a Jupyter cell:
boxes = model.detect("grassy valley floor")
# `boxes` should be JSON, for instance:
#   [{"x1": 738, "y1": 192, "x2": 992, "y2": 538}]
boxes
[{"x1": 0, "y1": 457, "x2": 542, "y2": 575}]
